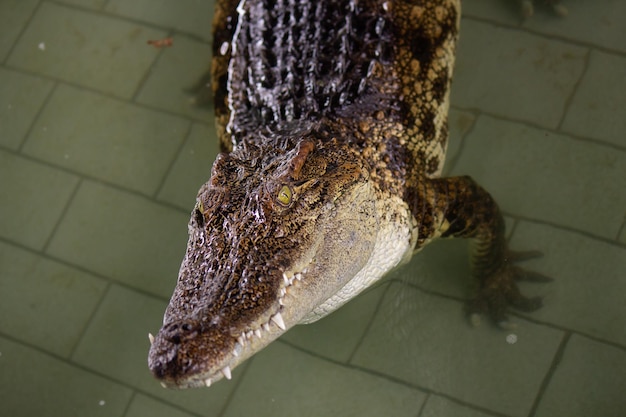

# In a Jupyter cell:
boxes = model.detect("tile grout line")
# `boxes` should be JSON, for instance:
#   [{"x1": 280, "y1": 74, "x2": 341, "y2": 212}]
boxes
[
  {"x1": 615, "y1": 216, "x2": 626, "y2": 243},
  {"x1": 215, "y1": 360, "x2": 254, "y2": 417},
  {"x1": 0, "y1": 144, "x2": 193, "y2": 215},
  {"x1": 119, "y1": 387, "x2": 138, "y2": 417},
  {"x1": 40, "y1": 177, "x2": 83, "y2": 254},
  {"x1": 554, "y1": 47, "x2": 592, "y2": 132},
  {"x1": 503, "y1": 212, "x2": 626, "y2": 249},
  {"x1": 449, "y1": 104, "x2": 626, "y2": 153},
  {"x1": 463, "y1": 14, "x2": 626, "y2": 58},
  {"x1": 67, "y1": 279, "x2": 113, "y2": 361},
  {"x1": 345, "y1": 281, "x2": 394, "y2": 364},
  {"x1": 16, "y1": 80, "x2": 59, "y2": 154},
  {"x1": 0, "y1": 234, "x2": 172, "y2": 304},
  {"x1": 45, "y1": 0, "x2": 212, "y2": 44},
  {"x1": 415, "y1": 393, "x2": 431, "y2": 417},
  {"x1": 394, "y1": 275, "x2": 626, "y2": 353},
  {"x1": 152, "y1": 120, "x2": 196, "y2": 201},
  {"x1": 280, "y1": 337, "x2": 516, "y2": 417},
  {"x1": 526, "y1": 331, "x2": 571, "y2": 417},
  {"x1": 0, "y1": 63, "x2": 213, "y2": 125},
  {"x1": 130, "y1": 28, "x2": 176, "y2": 103},
  {"x1": 0, "y1": 330, "x2": 204, "y2": 417},
  {"x1": 1, "y1": 0, "x2": 43, "y2": 66}
]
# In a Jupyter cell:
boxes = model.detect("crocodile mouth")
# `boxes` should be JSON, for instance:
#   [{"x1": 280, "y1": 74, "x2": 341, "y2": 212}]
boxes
[
  {"x1": 200, "y1": 268, "x2": 308, "y2": 388},
  {"x1": 148, "y1": 261, "x2": 313, "y2": 389}
]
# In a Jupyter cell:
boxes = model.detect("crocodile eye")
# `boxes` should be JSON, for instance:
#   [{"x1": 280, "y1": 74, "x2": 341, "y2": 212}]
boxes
[
  {"x1": 277, "y1": 185, "x2": 292, "y2": 206},
  {"x1": 194, "y1": 201, "x2": 205, "y2": 226}
]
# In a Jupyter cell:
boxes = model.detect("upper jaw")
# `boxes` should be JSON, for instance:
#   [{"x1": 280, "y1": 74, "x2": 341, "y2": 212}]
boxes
[{"x1": 149, "y1": 260, "x2": 314, "y2": 389}]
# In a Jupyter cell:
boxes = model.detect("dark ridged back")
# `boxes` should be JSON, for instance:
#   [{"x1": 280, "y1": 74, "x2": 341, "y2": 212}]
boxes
[
  {"x1": 213, "y1": 0, "x2": 460, "y2": 179},
  {"x1": 225, "y1": 0, "x2": 396, "y2": 138}
]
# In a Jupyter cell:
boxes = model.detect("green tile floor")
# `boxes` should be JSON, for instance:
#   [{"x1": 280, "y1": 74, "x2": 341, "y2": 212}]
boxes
[{"x1": 1, "y1": 1, "x2": 625, "y2": 416}]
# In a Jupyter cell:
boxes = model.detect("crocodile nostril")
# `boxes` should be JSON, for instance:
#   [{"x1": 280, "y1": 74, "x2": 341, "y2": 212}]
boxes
[{"x1": 162, "y1": 321, "x2": 198, "y2": 344}]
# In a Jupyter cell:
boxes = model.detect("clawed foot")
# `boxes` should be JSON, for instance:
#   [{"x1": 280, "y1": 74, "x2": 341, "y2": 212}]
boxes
[{"x1": 466, "y1": 250, "x2": 551, "y2": 329}]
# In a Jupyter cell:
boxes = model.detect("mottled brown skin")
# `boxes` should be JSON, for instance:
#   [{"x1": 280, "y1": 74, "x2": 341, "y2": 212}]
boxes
[{"x1": 149, "y1": 0, "x2": 548, "y2": 388}]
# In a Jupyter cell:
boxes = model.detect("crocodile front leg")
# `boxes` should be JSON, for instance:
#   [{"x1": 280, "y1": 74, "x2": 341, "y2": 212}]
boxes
[{"x1": 412, "y1": 176, "x2": 550, "y2": 328}]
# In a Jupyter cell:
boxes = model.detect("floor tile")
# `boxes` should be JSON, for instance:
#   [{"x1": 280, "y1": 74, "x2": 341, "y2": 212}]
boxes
[
  {"x1": 136, "y1": 35, "x2": 213, "y2": 121},
  {"x1": 1, "y1": 0, "x2": 624, "y2": 415},
  {"x1": 0, "y1": 241, "x2": 107, "y2": 358},
  {"x1": 125, "y1": 394, "x2": 196, "y2": 417},
  {"x1": 0, "y1": 0, "x2": 38, "y2": 61},
  {"x1": 421, "y1": 394, "x2": 502, "y2": 417},
  {"x1": 0, "y1": 336, "x2": 133, "y2": 417},
  {"x1": 22, "y1": 84, "x2": 189, "y2": 194},
  {"x1": 562, "y1": 51, "x2": 626, "y2": 148},
  {"x1": 280, "y1": 282, "x2": 388, "y2": 363},
  {"x1": 0, "y1": 150, "x2": 79, "y2": 249},
  {"x1": 222, "y1": 341, "x2": 426, "y2": 417},
  {"x1": 351, "y1": 283, "x2": 563, "y2": 417},
  {"x1": 524, "y1": 0, "x2": 626, "y2": 53},
  {"x1": 403, "y1": 234, "x2": 471, "y2": 301},
  {"x1": 403, "y1": 219, "x2": 518, "y2": 300},
  {"x1": 462, "y1": 0, "x2": 522, "y2": 24},
  {"x1": 56, "y1": 0, "x2": 108, "y2": 10},
  {"x1": 535, "y1": 335, "x2": 626, "y2": 417},
  {"x1": 46, "y1": 180, "x2": 189, "y2": 297},
  {"x1": 106, "y1": 0, "x2": 214, "y2": 41},
  {"x1": 7, "y1": 2, "x2": 166, "y2": 99},
  {"x1": 157, "y1": 122, "x2": 219, "y2": 210},
  {"x1": 72, "y1": 284, "x2": 235, "y2": 416},
  {"x1": 451, "y1": 19, "x2": 587, "y2": 129},
  {"x1": 0, "y1": 68, "x2": 54, "y2": 150},
  {"x1": 444, "y1": 108, "x2": 477, "y2": 174},
  {"x1": 511, "y1": 221, "x2": 626, "y2": 346},
  {"x1": 452, "y1": 115, "x2": 626, "y2": 240}
]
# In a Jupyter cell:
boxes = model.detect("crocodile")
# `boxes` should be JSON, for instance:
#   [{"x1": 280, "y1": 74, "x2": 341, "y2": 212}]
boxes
[{"x1": 148, "y1": 0, "x2": 549, "y2": 389}]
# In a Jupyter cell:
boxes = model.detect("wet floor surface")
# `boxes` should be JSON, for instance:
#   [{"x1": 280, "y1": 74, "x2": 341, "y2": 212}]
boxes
[{"x1": 1, "y1": 1, "x2": 625, "y2": 416}]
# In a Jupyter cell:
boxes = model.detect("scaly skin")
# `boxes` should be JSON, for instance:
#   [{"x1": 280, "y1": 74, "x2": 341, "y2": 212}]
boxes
[{"x1": 148, "y1": 0, "x2": 548, "y2": 389}]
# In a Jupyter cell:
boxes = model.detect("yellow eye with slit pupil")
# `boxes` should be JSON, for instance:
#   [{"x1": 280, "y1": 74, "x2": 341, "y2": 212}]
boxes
[{"x1": 277, "y1": 185, "x2": 292, "y2": 206}]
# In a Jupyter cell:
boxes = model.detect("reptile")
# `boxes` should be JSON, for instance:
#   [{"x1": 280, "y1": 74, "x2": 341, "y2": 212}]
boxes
[{"x1": 148, "y1": 0, "x2": 549, "y2": 389}]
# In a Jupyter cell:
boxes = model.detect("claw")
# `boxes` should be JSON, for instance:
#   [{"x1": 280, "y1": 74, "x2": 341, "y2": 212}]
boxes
[
  {"x1": 516, "y1": 269, "x2": 552, "y2": 283},
  {"x1": 507, "y1": 250, "x2": 543, "y2": 262}
]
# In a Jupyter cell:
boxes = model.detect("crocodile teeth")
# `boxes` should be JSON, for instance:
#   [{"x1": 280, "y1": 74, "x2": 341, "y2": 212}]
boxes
[
  {"x1": 271, "y1": 312, "x2": 286, "y2": 330},
  {"x1": 222, "y1": 366, "x2": 232, "y2": 380},
  {"x1": 263, "y1": 323, "x2": 271, "y2": 331},
  {"x1": 255, "y1": 329, "x2": 262, "y2": 338},
  {"x1": 204, "y1": 378, "x2": 212, "y2": 387},
  {"x1": 295, "y1": 273, "x2": 302, "y2": 281},
  {"x1": 282, "y1": 273, "x2": 290, "y2": 286},
  {"x1": 148, "y1": 333, "x2": 155, "y2": 345}
]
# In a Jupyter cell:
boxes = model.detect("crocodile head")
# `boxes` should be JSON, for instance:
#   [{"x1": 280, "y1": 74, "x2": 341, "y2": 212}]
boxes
[{"x1": 148, "y1": 136, "x2": 396, "y2": 388}]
